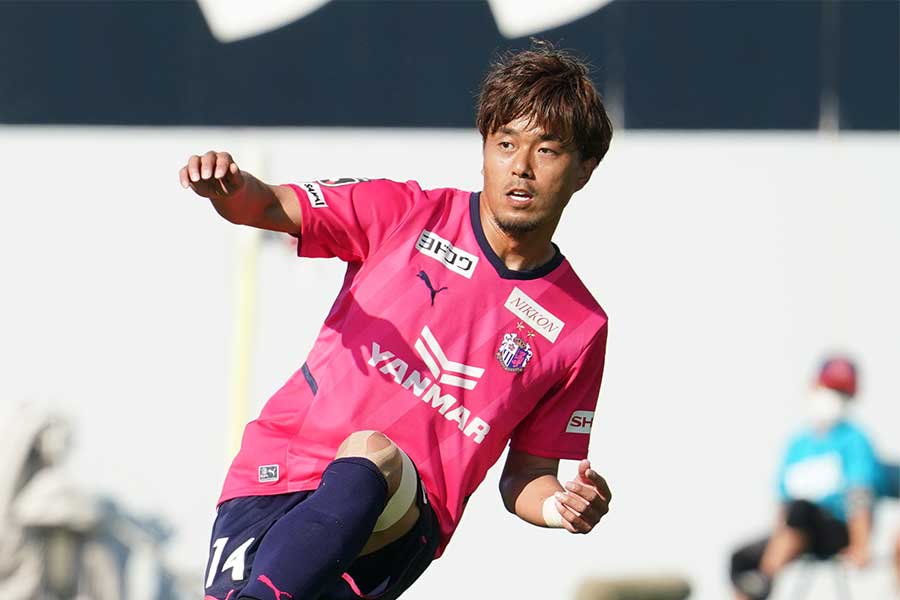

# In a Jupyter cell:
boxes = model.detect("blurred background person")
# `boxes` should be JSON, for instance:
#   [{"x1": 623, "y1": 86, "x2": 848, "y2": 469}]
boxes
[
  {"x1": 0, "y1": 403, "x2": 187, "y2": 600},
  {"x1": 880, "y1": 460, "x2": 900, "y2": 590},
  {"x1": 729, "y1": 357, "x2": 883, "y2": 600}
]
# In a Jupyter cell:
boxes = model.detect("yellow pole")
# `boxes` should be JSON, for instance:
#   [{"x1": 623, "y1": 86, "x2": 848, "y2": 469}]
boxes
[{"x1": 227, "y1": 145, "x2": 265, "y2": 461}]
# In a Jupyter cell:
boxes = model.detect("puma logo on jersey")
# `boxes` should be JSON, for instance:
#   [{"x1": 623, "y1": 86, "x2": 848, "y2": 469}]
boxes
[
  {"x1": 257, "y1": 575, "x2": 293, "y2": 599},
  {"x1": 417, "y1": 271, "x2": 448, "y2": 306},
  {"x1": 258, "y1": 464, "x2": 279, "y2": 483},
  {"x1": 367, "y1": 328, "x2": 490, "y2": 443},
  {"x1": 415, "y1": 230, "x2": 478, "y2": 279}
]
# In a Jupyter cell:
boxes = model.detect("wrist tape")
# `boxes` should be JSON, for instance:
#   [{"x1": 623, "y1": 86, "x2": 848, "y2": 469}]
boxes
[{"x1": 542, "y1": 495, "x2": 565, "y2": 528}]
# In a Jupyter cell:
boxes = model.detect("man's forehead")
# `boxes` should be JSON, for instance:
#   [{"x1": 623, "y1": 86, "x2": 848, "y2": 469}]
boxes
[{"x1": 496, "y1": 117, "x2": 564, "y2": 141}]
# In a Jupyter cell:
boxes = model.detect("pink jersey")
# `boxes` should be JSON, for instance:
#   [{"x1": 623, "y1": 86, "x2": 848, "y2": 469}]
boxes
[{"x1": 219, "y1": 178, "x2": 608, "y2": 556}]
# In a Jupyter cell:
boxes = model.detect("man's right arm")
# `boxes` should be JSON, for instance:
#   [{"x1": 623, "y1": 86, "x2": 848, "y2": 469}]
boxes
[{"x1": 179, "y1": 150, "x2": 302, "y2": 234}]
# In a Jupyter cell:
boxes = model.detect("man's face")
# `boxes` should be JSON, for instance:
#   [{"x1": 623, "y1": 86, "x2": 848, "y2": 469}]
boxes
[{"x1": 481, "y1": 116, "x2": 597, "y2": 238}]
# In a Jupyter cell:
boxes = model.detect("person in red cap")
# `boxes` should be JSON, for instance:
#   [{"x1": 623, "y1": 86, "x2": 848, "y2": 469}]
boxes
[{"x1": 729, "y1": 355, "x2": 883, "y2": 600}]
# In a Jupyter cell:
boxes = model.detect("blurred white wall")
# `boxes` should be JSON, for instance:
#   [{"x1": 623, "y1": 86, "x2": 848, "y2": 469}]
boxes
[{"x1": 1, "y1": 127, "x2": 898, "y2": 600}]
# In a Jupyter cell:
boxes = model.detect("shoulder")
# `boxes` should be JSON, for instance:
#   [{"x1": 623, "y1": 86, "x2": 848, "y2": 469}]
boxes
[
  {"x1": 360, "y1": 181, "x2": 474, "y2": 211},
  {"x1": 523, "y1": 260, "x2": 609, "y2": 357},
  {"x1": 554, "y1": 261, "x2": 609, "y2": 328},
  {"x1": 420, "y1": 185, "x2": 474, "y2": 207},
  {"x1": 350, "y1": 178, "x2": 425, "y2": 197},
  {"x1": 785, "y1": 428, "x2": 813, "y2": 452},
  {"x1": 837, "y1": 421, "x2": 876, "y2": 448}
]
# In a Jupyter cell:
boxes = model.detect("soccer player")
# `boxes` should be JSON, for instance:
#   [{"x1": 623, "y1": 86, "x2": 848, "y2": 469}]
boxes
[
  {"x1": 180, "y1": 45, "x2": 613, "y2": 600},
  {"x1": 730, "y1": 356, "x2": 882, "y2": 600}
]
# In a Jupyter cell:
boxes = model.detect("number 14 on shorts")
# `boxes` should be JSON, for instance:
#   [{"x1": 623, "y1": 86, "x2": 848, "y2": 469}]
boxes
[{"x1": 206, "y1": 537, "x2": 255, "y2": 588}]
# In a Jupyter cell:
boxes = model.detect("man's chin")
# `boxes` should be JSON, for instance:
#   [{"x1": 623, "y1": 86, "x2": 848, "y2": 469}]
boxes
[{"x1": 493, "y1": 214, "x2": 543, "y2": 236}]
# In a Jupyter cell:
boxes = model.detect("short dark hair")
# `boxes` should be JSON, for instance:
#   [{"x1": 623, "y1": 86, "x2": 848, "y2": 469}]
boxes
[{"x1": 476, "y1": 42, "x2": 613, "y2": 163}]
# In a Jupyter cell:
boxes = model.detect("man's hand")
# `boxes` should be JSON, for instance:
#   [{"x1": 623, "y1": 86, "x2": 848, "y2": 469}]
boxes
[
  {"x1": 177, "y1": 151, "x2": 301, "y2": 233},
  {"x1": 553, "y1": 459, "x2": 611, "y2": 534},
  {"x1": 179, "y1": 151, "x2": 245, "y2": 198}
]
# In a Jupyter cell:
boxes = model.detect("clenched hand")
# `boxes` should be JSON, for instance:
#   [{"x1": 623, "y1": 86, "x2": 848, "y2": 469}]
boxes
[
  {"x1": 553, "y1": 459, "x2": 611, "y2": 534},
  {"x1": 179, "y1": 151, "x2": 245, "y2": 198}
]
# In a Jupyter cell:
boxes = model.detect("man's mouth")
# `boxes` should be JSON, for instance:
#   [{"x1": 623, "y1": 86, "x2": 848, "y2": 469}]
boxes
[{"x1": 506, "y1": 188, "x2": 534, "y2": 202}]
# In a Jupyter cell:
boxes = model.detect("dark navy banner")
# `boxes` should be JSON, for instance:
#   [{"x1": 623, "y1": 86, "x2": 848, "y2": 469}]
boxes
[{"x1": 0, "y1": 0, "x2": 896, "y2": 130}]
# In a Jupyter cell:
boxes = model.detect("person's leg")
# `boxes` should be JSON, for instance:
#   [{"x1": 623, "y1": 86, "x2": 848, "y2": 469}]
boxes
[
  {"x1": 203, "y1": 493, "x2": 312, "y2": 600},
  {"x1": 759, "y1": 501, "x2": 818, "y2": 577},
  {"x1": 323, "y1": 475, "x2": 439, "y2": 600},
  {"x1": 730, "y1": 537, "x2": 770, "y2": 600},
  {"x1": 759, "y1": 527, "x2": 807, "y2": 576},
  {"x1": 238, "y1": 431, "x2": 417, "y2": 600},
  {"x1": 894, "y1": 532, "x2": 900, "y2": 589},
  {"x1": 338, "y1": 431, "x2": 421, "y2": 557}
]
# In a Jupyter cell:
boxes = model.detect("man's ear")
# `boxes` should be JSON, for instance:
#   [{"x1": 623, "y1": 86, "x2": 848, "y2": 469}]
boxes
[{"x1": 575, "y1": 157, "x2": 599, "y2": 191}]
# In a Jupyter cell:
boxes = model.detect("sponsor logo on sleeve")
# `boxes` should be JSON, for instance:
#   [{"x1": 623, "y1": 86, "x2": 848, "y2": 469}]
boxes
[
  {"x1": 258, "y1": 464, "x2": 280, "y2": 483},
  {"x1": 566, "y1": 411, "x2": 594, "y2": 434},
  {"x1": 503, "y1": 287, "x2": 564, "y2": 343},
  {"x1": 415, "y1": 230, "x2": 479, "y2": 279},
  {"x1": 300, "y1": 181, "x2": 326, "y2": 208}
]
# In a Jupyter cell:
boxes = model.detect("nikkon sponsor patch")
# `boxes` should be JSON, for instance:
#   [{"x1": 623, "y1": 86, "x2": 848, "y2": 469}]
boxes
[{"x1": 503, "y1": 287, "x2": 564, "y2": 342}]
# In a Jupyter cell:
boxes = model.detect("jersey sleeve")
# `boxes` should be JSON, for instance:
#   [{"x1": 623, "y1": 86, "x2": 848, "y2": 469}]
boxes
[
  {"x1": 509, "y1": 323, "x2": 608, "y2": 460},
  {"x1": 285, "y1": 179, "x2": 420, "y2": 263},
  {"x1": 843, "y1": 428, "x2": 879, "y2": 492}
]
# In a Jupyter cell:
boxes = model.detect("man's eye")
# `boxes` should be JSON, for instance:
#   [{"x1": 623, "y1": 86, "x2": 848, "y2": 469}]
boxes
[
  {"x1": 499, "y1": 141, "x2": 513, "y2": 149},
  {"x1": 538, "y1": 147, "x2": 558, "y2": 155}
]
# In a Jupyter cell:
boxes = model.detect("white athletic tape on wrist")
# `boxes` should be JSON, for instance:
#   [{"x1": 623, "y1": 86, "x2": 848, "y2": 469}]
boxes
[{"x1": 542, "y1": 495, "x2": 565, "y2": 528}]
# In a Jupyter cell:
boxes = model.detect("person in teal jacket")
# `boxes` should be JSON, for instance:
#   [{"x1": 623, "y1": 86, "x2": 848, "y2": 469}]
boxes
[
  {"x1": 730, "y1": 356, "x2": 883, "y2": 600},
  {"x1": 881, "y1": 460, "x2": 900, "y2": 589}
]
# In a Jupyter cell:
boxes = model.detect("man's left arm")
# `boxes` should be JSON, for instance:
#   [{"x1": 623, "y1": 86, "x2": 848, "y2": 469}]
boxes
[
  {"x1": 843, "y1": 499, "x2": 872, "y2": 567},
  {"x1": 499, "y1": 449, "x2": 611, "y2": 534},
  {"x1": 841, "y1": 430, "x2": 881, "y2": 567}
]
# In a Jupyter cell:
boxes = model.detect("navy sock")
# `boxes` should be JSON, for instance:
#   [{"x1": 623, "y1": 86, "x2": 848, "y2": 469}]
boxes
[{"x1": 239, "y1": 457, "x2": 388, "y2": 600}]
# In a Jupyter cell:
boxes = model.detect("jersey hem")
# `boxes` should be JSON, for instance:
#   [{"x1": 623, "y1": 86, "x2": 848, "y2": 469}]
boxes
[
  {"x1": 508, "y1": 445, "x2": 588, "y2": 461},
  {"x1": 218, "y1": 483, "x2": 315, "y2": 507}
]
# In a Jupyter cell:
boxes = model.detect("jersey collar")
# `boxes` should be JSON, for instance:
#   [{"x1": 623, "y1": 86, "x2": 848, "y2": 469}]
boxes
[{"x1": 469, "y1": 192, "x2": 565, "y2": 280}]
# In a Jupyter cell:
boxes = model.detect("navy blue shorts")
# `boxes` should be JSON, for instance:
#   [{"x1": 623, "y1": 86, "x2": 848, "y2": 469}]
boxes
[{"x1": 204, "y1": 476, "x2": 439, "y2": 600}]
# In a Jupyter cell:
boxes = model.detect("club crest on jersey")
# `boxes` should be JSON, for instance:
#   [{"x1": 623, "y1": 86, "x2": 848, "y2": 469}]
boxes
[{"x1": 496, "y1": 328, "x2": 534, "y2": 373}]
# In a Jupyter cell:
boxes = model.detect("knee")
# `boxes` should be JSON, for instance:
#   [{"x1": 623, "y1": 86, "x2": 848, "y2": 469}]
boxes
[{"x1": 335, "y1": 431, "x2": 402, "y2": 493}]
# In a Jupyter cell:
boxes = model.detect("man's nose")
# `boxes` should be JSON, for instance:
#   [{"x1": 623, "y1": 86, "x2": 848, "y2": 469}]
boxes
[{"x1": 511, "y1": 149, "x2": 534, "y2": 180}]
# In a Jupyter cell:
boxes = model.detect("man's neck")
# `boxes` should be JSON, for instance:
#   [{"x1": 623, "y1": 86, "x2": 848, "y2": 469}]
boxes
[{"x1": 479, "y1": 202, "x2": 558, "y2": 272}]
